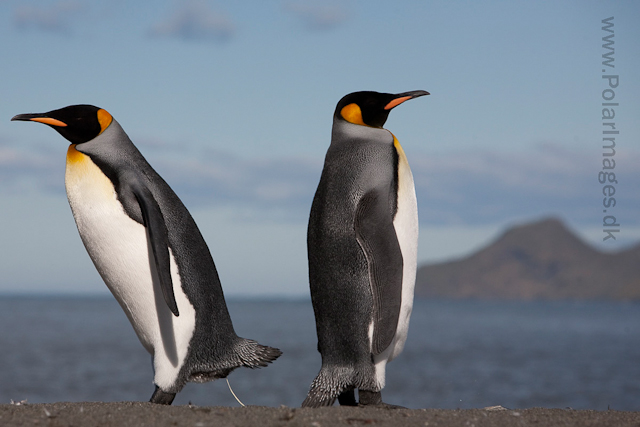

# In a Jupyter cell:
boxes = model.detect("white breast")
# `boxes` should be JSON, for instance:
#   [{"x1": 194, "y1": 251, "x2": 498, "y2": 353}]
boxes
[
  {"x1": 372, "y1": 135, "x2": 418, "y2": 389},
  {"x1": 390, "y1": 136, "x2": 418, "y2": 358},
  {"x1": 65, "y1": 145, "x2": 195, "y2": 390}
]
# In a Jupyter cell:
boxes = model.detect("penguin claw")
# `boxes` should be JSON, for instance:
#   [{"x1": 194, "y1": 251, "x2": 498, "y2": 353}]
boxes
[
  {"x1": 357, "y1": 390, "x2": 405, "y2": 409},
  {"x1": 149, "y1": 386, "x2": 176, "y2": 405}
]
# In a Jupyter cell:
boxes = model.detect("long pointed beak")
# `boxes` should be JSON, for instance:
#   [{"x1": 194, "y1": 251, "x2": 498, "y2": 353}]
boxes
[
  {"x1": 11, "y1": 113, "x2": 68, "y2": 127},
  {"x1": 384, "y1": 90, "x2": 430, "y2": 110}
]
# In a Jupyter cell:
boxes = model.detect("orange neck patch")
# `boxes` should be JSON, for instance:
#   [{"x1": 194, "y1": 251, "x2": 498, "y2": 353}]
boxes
[
  {"x1": 97, "y1": 109, "x2": 113, "y2": 134},
  {"x1": 392, "y1": 133, "x2": 408, "y2": 158},
  {"x1": 66, "y1": 144, "x2": 86, "y2": 164},
  {"x1": 340, "y1": 103, "x2": 367, "y2": 126}
]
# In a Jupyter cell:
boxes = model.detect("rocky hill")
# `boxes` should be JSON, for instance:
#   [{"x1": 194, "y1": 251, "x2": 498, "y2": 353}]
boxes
[{"x1": 415, "y1": 218, "x2": 640, "y2": 300}]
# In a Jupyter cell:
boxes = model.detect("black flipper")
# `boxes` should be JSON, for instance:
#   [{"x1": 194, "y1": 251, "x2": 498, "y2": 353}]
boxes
[
  {"x1": 130, "y1": 180, "x2": 180, "y2": 317},
  {"x1": 150, "y1": 386, "x2": 176, "y2": 405},
  {"x1": 354, "y1": 189, "x2": 403, "y2": 355}
]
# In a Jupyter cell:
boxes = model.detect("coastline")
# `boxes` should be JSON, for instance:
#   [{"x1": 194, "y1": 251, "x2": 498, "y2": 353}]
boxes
[{"x1": 1, "y1": 402, "x2": 639, "y2": 427}]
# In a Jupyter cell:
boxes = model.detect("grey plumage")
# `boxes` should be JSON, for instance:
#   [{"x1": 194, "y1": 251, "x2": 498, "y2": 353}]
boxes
[
  {"x1": 11, "y1": 105, "x2": 282, "y2": 404},
  {"x1": 303, "y1": 91, "x2": 428, "y2": 407}
]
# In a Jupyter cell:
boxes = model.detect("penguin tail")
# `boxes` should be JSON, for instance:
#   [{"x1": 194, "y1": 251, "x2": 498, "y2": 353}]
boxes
[
  {"x1": 301, "y1": 365, "x2": 355, "y2": 408},
  {"x1": 236, "y1": 338, "x2": 282, "y2": 369}
]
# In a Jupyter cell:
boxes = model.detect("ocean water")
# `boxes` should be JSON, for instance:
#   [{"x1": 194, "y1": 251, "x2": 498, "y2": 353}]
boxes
[{"x1": 0, "y1": 296, "x2": 639, "y2": 411}]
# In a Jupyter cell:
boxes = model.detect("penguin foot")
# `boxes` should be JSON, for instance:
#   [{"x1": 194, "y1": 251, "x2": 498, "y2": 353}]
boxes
[
  {"x1": 357, "y1": 390, "x2": 382, "y2": 406},
  {"x1": 149, "y1": 386, "x2": 176, "y2": 405},
  {"x1": 338, "y1": 389, "x2": 357, "y2": 406},
  {"x1": 357, "y1": 390, "x2": 405, "y2": 409}
]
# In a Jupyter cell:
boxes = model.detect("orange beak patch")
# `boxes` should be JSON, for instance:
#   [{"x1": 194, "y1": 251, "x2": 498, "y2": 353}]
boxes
[
  {"x1": 384, "y1": 96, "x2": 413, "y2": 110},
  {"x1": 29, "y1": 117, "x2": 68, "y2": 127}
]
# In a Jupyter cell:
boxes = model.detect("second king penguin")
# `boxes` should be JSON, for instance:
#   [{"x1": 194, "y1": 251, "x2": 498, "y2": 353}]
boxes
[{"x1": 303, "y1": 90, "x2": 429, "y2": 407}]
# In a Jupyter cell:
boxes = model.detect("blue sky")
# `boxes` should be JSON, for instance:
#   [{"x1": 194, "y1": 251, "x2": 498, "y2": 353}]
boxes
[{"x1": 0, "y1": 0, "x2": 639, "y2": 296}]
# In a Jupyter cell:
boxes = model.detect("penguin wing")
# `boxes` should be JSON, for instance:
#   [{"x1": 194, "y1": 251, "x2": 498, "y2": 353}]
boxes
[
  {"x1": 129, "y1": 180, "x2": 180, "y2": 317},
  {"x1": 354, "y1": 188, "x2": 403, "y2": 355}
]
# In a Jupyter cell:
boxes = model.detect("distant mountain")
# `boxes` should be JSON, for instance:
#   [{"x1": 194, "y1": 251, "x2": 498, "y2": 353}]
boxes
[{"x1": 415, "y1": 218, "x2": 640, "y2": 300}]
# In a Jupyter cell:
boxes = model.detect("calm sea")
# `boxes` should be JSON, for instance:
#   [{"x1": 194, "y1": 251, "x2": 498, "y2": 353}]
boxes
[{"x1": 0, "y1": 296, "x2": 639, "y2": 411}]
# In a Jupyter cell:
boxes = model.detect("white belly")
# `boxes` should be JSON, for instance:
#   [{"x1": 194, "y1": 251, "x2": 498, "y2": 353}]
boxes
[
  {"x1": 372, "y1": 137, "x2": 418, "y2": 388},
  {"x1": 65, "y1": 145, "x2": 195, "y2": 390}
]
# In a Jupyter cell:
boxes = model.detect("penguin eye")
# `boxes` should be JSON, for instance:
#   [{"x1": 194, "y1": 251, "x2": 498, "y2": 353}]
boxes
[{"x1": 340, "y1": 103, "x2": 367, "y2": 126}]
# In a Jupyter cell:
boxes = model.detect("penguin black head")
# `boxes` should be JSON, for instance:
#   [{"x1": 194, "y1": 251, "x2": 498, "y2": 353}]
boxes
[
  {"x1": 334, "y1": 90, "x2": 429, "y2": 128},
  {"x1": 11, "y1": 104, "x2": 113, "y2": 144}
]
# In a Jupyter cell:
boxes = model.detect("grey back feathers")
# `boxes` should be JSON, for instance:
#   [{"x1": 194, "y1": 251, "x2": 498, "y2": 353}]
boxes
[
  {"x1": 303, "y1": 90, "x2": 426, "y2": 407},
  {"x1": 12, "y1": 106, "x2": 282, "y2": 404}
]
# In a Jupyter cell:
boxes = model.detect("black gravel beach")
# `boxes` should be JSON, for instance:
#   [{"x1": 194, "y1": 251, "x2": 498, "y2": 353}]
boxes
[{"x1": 1, "y1": 402, "x2": 639, "y2": 427}]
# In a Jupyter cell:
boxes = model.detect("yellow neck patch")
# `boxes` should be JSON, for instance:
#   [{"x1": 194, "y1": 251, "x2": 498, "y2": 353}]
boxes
[
  {"x1": 340, "y1": 103, "x2": 367, "y2": 126},
  {"x1": 97, "y1": 109, "x2": 113, "y2": 134},
  {"x1": 66, "y1": 144, "x2": 86, "y2": 165},
  {"x1": 392, "y1": 133, "x2": 407, "y2": 158}
]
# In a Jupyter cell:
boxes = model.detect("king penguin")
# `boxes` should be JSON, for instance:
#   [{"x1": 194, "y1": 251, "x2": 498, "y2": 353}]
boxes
[
  {"x1": 11, "y1": 105, "x2": 282, "y2": 405},
  {"x1": 302, "y1": 90, "x2": 429, "y2": 407}
]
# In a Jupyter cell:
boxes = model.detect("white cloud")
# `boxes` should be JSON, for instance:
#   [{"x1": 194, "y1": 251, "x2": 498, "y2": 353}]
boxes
[
  {"x1": 0, "y1": 139, "x2": 63, "y2": 194},
  {"x1": 149, "y1": 1, "x2": 234, "y2": 43},
  {"x1": 413, "y1": 143, "x2": 639, "y2": 226},
  {"x1": 2, "y1": 136, "x2": 638, "y2": 227},
  {"x1": 13, "y1": 1, "x2": 86, "y2": 34},
  {"x1": 283, "y1": 1, "x2": 349, "y2": 31},
  {"x1": 147, "y1": 147, "x2": 321, "y2": 221}
]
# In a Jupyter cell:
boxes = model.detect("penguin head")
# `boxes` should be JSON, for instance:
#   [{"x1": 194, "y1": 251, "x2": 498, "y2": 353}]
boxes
[
  {"x1": 11, "y1": 104, "x2": 113, "y2": 144},
  {"x1": 335, "y1": 90, "x2": 429, "y2": 128}
]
